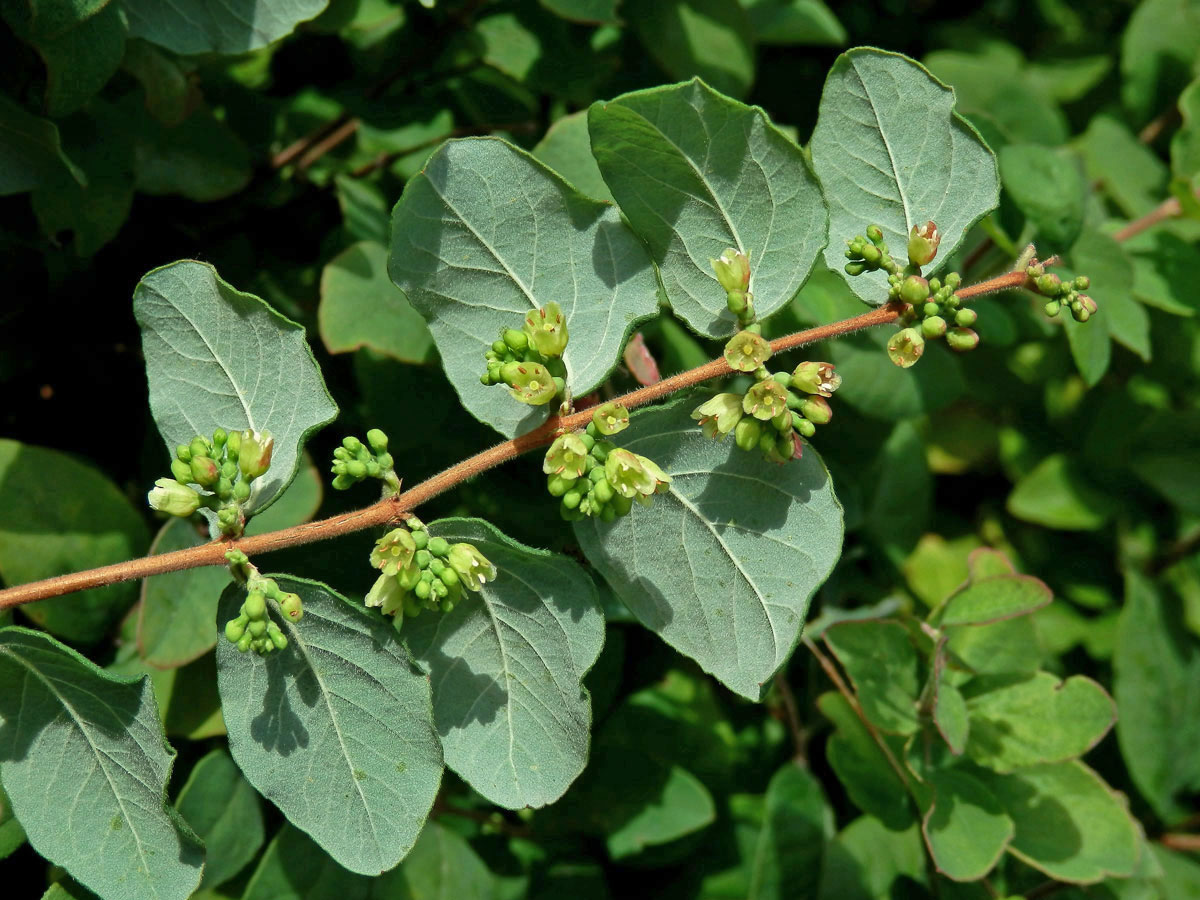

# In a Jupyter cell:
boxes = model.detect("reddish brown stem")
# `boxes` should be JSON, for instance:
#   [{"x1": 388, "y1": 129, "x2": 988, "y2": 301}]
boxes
[{"x1": 1111, "y1": 197, "x2": 1183, "y2": 243}]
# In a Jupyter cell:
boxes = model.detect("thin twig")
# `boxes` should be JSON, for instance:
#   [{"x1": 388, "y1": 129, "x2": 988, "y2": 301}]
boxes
[
  {"x1": 1160, "y1": 833, "x2": 1200, "y2": 852},
  {"x1": 1111, "y1": 197, "x2": 1183, "y2": 243},
  {"x1": 772, "y1": 671, "x2": 807, "y2": 763},
  {"x1": 1147, "y1": 526, "x2": 1200, "y2": 576}
]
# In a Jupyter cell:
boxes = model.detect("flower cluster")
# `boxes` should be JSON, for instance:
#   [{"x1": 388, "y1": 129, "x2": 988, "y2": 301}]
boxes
[
  {"x1": 887, "y1": 272, "x2": 980, "y2": 367},
  {"x1": 480, "y1": 302, "x2": 569, "y2": 406},
  {"x1": 711, "y1": 248, "x2": 755, "y2": 326},
  {"x1": 147, "y1": 427, "x2": 273, "y2": 537},
  {"x1": 692, "y1": 329, "x2": 841, "y2": 463},
  {"x1": 1026, "y1": 264, "x2": 1096, "y2": 322},
  {"x1": 546, "y1": 403, "x2": 671, "y2": 521},
  {"x1": 364, "y1": 520, "x2": 497, "y2": 626},
  {"x1": 330, "y1": 428, "x2": 401, "y2": 495},
  {"x1": 223, "y1": 549, "x2": 303, "y2": 656}
]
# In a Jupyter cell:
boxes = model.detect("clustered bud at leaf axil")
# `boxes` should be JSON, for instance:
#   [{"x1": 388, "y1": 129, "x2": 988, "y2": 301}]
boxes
[
  {"x1": 223, "y1": 549, "x2": 302, "y2": 657},
  {"x1": 331, "y1": 428, "x2": 401, "y2": 495},
  {"x1": 711, "y1": 248, "x2": 755, "y2": 327},
  {"x1": 363, "y1": 517, "x2": 497, "y2": 629},
  {"x1": 1025, "y1": 260, "x2": 1097, "y2": 323},
  {"x1": 147, "y1": 427, "x2": 274, "y2": 538},
  {"x1": 545, "y1": 403, "x2": 672, "y2": 522},
  {"x1": 692, "y1": 322, "x2": 842, "y2": 463},
  {"x1": 480, "y1": 301, "x2": 569, "y2": 406}
]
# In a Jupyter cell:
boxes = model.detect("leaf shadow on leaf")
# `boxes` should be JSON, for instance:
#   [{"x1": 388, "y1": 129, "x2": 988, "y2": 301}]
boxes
[
  {"x1": 589, "y1": 216, "x2": 654, "y2": 290},
  {"x1": 248, "y1": 654, "x2": 315, "y2": 756},
  {"x1": 693, "y1": 451, "x2": 817, "y2": 532},
  {"x1": 992, "y1": 775, "x2": 1082, "y2": 863},
  {"x1": 414, "y1": 623, "x2": 509, "y2": 736}
]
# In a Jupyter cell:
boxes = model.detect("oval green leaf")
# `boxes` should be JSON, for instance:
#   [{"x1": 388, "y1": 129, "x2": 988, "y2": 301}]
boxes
[
  {"x1": 122, "y1": 0, "x2": 329, "y2": 55},
  {"x1": 575, "y1": 399, "x2": 843, "y2": 700},
  {"x1": 922, "y1": 768, "x2": 1013, "y2": 882},
  {"x1": 175, "y1": 749, "x2": 264, "y2": 891}
]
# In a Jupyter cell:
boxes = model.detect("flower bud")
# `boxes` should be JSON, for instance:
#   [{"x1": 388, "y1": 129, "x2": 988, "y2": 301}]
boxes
[
  {"x1": 239, "y1": 430, "x2": 274, "y2": 480},
  {"x1": 428, "y1": 536, "x2": 450, "y2": 557},
  {"x1": 225, "y1": 429, "x2": 241, "y2": 460},
  {"x1": 734, "y1": 417, "x2": 763, "y2": 451},
  {"x1": 279, "y1": 593, "x2": 303, "y2": 621},
  {"x1": 1035, "y1": 273, "x2": 1062, "y2": 295},
  {"x1": 243, "y1": 591, "x2": 267, "y2": 620},
  {"x1": 225, "y1": 616, "x2": 247, "y2": 643},
  {"x1": 711, "y1": 248, "x2": 751, "y2": 293},
  {"x1": 506, "y1": 363, "x2": 557, "y2": 405},
  {"x1": 170, "y1": 459, "x2": 193, "y2": 484},
  {"x1": 524, "y1": 302, "x2": 569, "y2": 357},
  {"x1": 691, "y1": 393, "x2": 744, "y2": 439},
  {"x1": 742, "y1": 379, "x2": 789, "y2": 420},
  {"x1": 591, "y1": 402, "x2": 630, "y2": 436},
  {"x1": 800, "y1": 396, "x2": 833, "y2": 425},
  {"x1": 1077, "y1": 295, "x2": 1097, "y2": 316},
  {"x1": 900, "y1": 275, "x2": 931, "y2": 304},
  {"x1": 866, "y1": 224, "x2": 884, "y2": 244},
  {"x1": 954, "y1": 308, "x2": 978, "y2": 328},
  {"x1": 447, "y1": 543, "x2": 497, "y2": 591},
  {"x1": 907, "y1": 221, "x2": 940, "y2": 267},
  {"x1": 190, "y1": 456, "x2": 220, "y2": 487},
  {"x1": 366, "y1": 429, "x2": 389, "y2": 454},
  {"x1": 946, "y1": 327, "x2": 980, "y2": 352},
  {"x1": 726, "y1": 289, "x2": 753, "y2": 318},
  {"x1": 1074, "y1": 276, "x2": 1090, "y2": 291},
  {"x1": 887, "y1": 328, "x2": 926, "y2": 368},
  {"x1": 790, "y1": 361, "x2": 841, "y2": 397},
  {"x1": 1044, "y1": 299, "x2": 1061, "y2": 317},
  {"x1": 147, "y1": 478, "x2": 202, "y2": 517},
  {"x1": 503, "y1": 328, "x2": 528, "y2": 352},
  {"x1": 189, "y1": 437, "x2": 210, "y2": 460},
  {"x1": 724, "y1": 330, "x2": 771, "y2": 372},
  {"x1": 544, "y1": 433, "x2": 590, "y2": 479}
]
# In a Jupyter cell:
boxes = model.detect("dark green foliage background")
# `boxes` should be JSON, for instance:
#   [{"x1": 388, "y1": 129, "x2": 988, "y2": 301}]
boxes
[{"x1": 3, "y1": 0, "x2": 1200, "y2": 897}]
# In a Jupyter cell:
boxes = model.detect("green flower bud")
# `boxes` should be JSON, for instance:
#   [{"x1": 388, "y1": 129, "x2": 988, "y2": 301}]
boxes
[
  {"x1": 189, "y1": 437, "x2": 210, "y2": 459},
  {"x1": 244, "y1": 591, "x2": 267, "y2": 620},
  {"x1": 524, "y1": 302, "x2": 569, "y2": 357},
  {"x1": 397, "y1": 561, "x2": 421, "y2": 591},
  {"x1": 844, "y1": 261, "x2": 866, "y2": 277},
  {"x1": 234, "y1": 480, "x2": 251, "y2": 502},
  {"x1": 411, "y1": 528, "x2": 429, "y2": 550},
  {"x1": 279, "y1": 593, "x2": 303, "y2": 621},
  {"x1": 899, "y1": 275, "x2": 931, "y2": 304},
  {"x1": 414, "y1": 579, "x2": 431, "y2": 602},
  {"x1": 593, "y1": 477, "x2": 615, "y2": 504},
  {"x1": 907, "y1": 221, "x2": 941, "y2": 267},
  {"x1": 428, "y1": 536, "x2": 450, "y2": 557},
  {"x1": 213, "y1": 428, "x2": 227, "y2": 449},
  {"x1": 1044, "y1": 299, "x2": 1061, "y2": 317},
  {"x1": 726, "y1": 289, "x2": 754, "y2": 318},
  {"x1": 743, "y1": 379, "x2": 789, "y2": 420},
  {"x1": 547, "y1": 472, "x2": 576, "y2": 496},
  {"x1": 332, "y1": 473, "x2": 356, "y2": 490},
  {"x1": 954, "y1": 308, "x2": 978, "y2": 328},
  {"x1": 800, "y1": 396, "x2": 833, "y2": 425},
  {"x1": 1077, "y1": 295, "x2": 1097, "y2": 316},
  {"x1": 860, "y1": 243, "x2": 882, "y2": 266},
  {"x1": 225, "y1": 430, "x2": 241, "y2": 459},
  {"x1": 545, "y1": 433, "x2": 590, "y2": 479},
  {"x1": 448, "y1": 543, "x2": 497, "y2": 592},
  {"x1": 711, "y1": 248, "x2": 751, "y2": 293},
  {"x1": 175, "y1": 443, "x2": 192, "y2": 462},
  {"x1": 189, "y1": 456, "x2": 220, "y2": 487},
  {"x1": 239, "y1": 430, "x2": 274, "y2": 480},
  {"x1": 1035, "y1": 273, "x2": 1062, "y2": 295},
  {"x1": 506, "y1": 363, "x2": 558, "y2": 405},
  {"x1": 605, "y1": 449, "x2": 656, "y2": 499},
  {"x1": 1074, "y1": 276, "x2": 1090, "y2": 291},
  {"x1": 503, "y1": 328, "x2": 528, "y2": 352},
  {"x1": 734, "y1": 417, "x2": 763, "y2": 451},
  {"x1": 439, "y1": 567, "x2": 461, "y2": 590},
  {"x1": 429, "y1": 557, "x2": 446, "y2": 576},
  {"x1": 866, "y1": 224, "x2": 884, "y2": 244},
  {"x1": 562, "y1": 489, "x2": 583, "y2": 510},
  {"x1": 592, "y1": 402, "x2": 630, "y2": 436},
  {"x1": 366, "y1": 429, "x2": 389, "y2": 454},
  {"x1": 416, "y1": 549, "x2": 432, "y2": 569},
  {"x1": 491, "y1": 340, "x2": 507, "y2": 355},
  {"x1": 371, "y1": 528, "x2": 417, "y2": 576},
  {"x1": 225, "y1": 616, "x2": 247, "y2": 643},
  {"x1": 946, "y1": 327, "x2": 980, "y2": 352},
  {"x1": 922, "y1": 316, "x2": 947, "y2": 339},
  {"x1": 790, "y1": 361, "x2": 841, "y2": 397},
  {"x1": 170, "y1": 459, "x2": 193, "y2": 484},
  {"x1": 724, "y1": 330, "x2": 771, "y2": 372},
  {"x1": 795, "y1": 416, "x2": 816, "y2": 438},
  {"x1": 268, "y1": 623, "x2": 288, "y2": 651},
  {"x1": 691, "y1": 393, "x2": 744, "y2": 439},
  {"x1": 147, "y1": 478, "x2": 202, "y2": 517},
  {"x1": 236, "y1": 633, "x2": 252, "y2": 653},
  {"x1": 887, "y1": 328, "x2": 926, "y2": 368}
]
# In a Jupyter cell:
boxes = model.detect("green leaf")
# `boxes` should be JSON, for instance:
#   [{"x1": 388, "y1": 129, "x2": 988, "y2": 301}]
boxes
[
  {"x1": 1173, "y1": 77, "x2": 1200, "y2": 184},
  {"x1": 175, "y1": 749, "x2": 264, "y2": 890},
  {"x1": 745, "y1": 763, "x2": 833, "y2": 900},
  {"x1": 131, "y1": 105, "x2": 252, "y2": 202},
  {"x1": 0, "y1": 92, "x2": 84, "y2": 195},
  {"x1": 933, "y1": 671, "x2": 969, "y2": 755},
  {"x1": 335, "y1": 175, "x2": 390, "y2": 245},
  {"x1": 998, "y1": 144, "x2": 1084, "y2": 251},
  {"x1": 0, "y1": 439, "x2": 149, "y2": 643},
  {"x1": 1127, "y1": 229, "x2": 1200, "y2": 316},
  {"x1": 1007, "y1": 454, "x2": 1117, "y2": 531},
  {"x1": 575, "y1": 399, "x2": 843, "y2": 700},
  {"x1": 922, "y1": 767, "x2": 1013, "y2": 882},
  {"x1": 817, "y1": 692, "x2": 914, "y2": 831},
  {"x1": 976, "y1": 761, "x2": 1141, "y2": 883},
  {"x1": 122, "y1": 0, "x2": 330, "y2": 54},
  {"x1": 741, "y1": 0, "x2": 846, "y2": 46},
  {"x1": 242, "y1": 823, "x2": 370, "y2": 900},
  {"x1": 0, "y1": 628, "x2": 204, "y2": 899},
  {"x1": 404, "y1": 518, "x2": 604, "y2": 809},
  {"x1": 121, "y1": 39, "x2": 193, "y2": 126},
  {"x1": 944, "y1": 615, "x2": 1042, "y2": 681},
  {"x1": 623, "y1": 0, "x2": 755, "y2": 98},
  {"x1": 1077, "y1": 115, "x2": 1170, "y2": 219},
  {"x1": 823, "y1": 620, "x2": 920, "y2": 734},
  {"x1": 538, "y1": 0, "x2": 618, "y2": 24},
  {"x1": 1067, "y1": 230, "x2": 1147, "y2": 362},
  {"x1": 531, "y1": 111, "x2": 614, "y2": 203},
  {"x1": 1114, "y1": 572, "x2": 1200, "y2": 824},
  {"x1": 865, "y1": 421, "x2": 932, "y2": 562},
  {"x1": 818, "y1": 816, "x2": 925, "y2": 900},
  {"x1": 0, "y1": 782, "x2": 27, "y2": 861},
  {"x1": 136, "y1": 519, "x2": 232, "y2": 668},
  {"x1": 589, "y1": 79, "x2": 826, "y2": 338},
  {"x1": 1128, "y1": 411, "x2": 1200, "y2": 515},
  {"x1": 109, "y1": 651, "x2": 227, "y2": 740},
  {"x1": 2, "y1": 0, "x2": 126, "y2": 116},
  {"x1": 606, "y1": 763, "x2": 716, "y2": 859},
  {"x1": 1062, "y1": 313, "x2": 1111, "y2": 387},
  {"x1": 1119, "y1": 0, "x2": 1200, "y2": 125},
  {"x1": 216, "y1": 577, "x2": 443, "y2": 875},
  {"x1": 133, "y1": 260, "x2": 338, "y2": 514},
  {"x1": 965, "y1": 672, "x2": 1116, "y2": 772},
  {"x1": 373, "y1": 820, "x2": 498, "y2": 897},
  {"x1": 810, "y1": 48, "x2": 999, "y2": 306},
  {"x1": 388, "y1": 137, "x2": 659, "y2": 438},
  {"x1": 933, "y1": 551, "x2": 1053, "y2": 626},
  {"x1": 319, "y1": 241, "x2": 434, "y2": 363}
]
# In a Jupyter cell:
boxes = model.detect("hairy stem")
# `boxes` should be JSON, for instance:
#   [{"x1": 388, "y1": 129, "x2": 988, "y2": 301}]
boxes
[{"x1": 0, "y1": 266, "x2": 1048, "y2": 610}]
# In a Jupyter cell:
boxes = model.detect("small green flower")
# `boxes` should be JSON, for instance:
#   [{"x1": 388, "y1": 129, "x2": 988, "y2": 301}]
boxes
[
  {"x1": 691, "y1": 393, "x2": 744, "y2": 439},
  {"x1": 147, "y1": 478, "x2": 202, "y2": 517},
  {"x1": 742, "y1": 379, "x2": 789, "y2": 420},
  {"x1": 592, "y1": 402, "x2": 630, "y2": 436},
  {"x1": 365, "y1": 573, "x2": 406, "y2": 616},
  {"x1": 605, "y1": 449, "x2": 657, "y2": 498},
  {"x1": 544, "y1": 433, "x2": 590, "y2": 479},
  {"x1": 907, "y1": 221, "x2": 940, "y2": 267},
  {"x1": 711, "y1": 248, "x2": 751, "y2": 293},
  {"x1": 724, "y1": 330, "x2": 771, "y2": 372},
  {"x1": 887, "y1": 328, "x2": 925, "y2": 368},
  {"x1": 371, "y1": 528, "x2": 417, "y2": 576},
  {"x1": 790, "y1": 361, "x2": 841, "y2": 398},
  {"x1": 638, "y1": 455, "x2": 672, "y2": 494},
  {"x1": 524, "y1": 302, "x2": 569, "y2": 357},
  {"x1": 447, "y1": 543, "x2": 497, "y2": 592},
  {"x1": 506, "y1": 363, "x2": 558, "y2": 405},
  {"x1": 239, "y1": 430, "x2": 274, "y2": 480}
]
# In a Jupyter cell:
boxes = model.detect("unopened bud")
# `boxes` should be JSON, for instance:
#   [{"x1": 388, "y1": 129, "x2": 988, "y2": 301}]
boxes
[
  {"x1": 900, "y1": 275, "x2": 930, "y2": 304},
  {"x1": 711, "y1": 248, "x2": 751, "y2": 293},
  {"x1": 189, "y1": 456, "x2": 220, "y2": 487},
  {"x1": 907, "y1": 221, "x2": 940, "y2": 267},
  {"x1": 946, "y1": 327, "x2": 980, "y2": 352},
  {"x1": 239, "y1": 430, "x2": 274, "y2": 480},
  {"x1": 147, "y1": 478, "x2": 202, "y2": 517}
]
